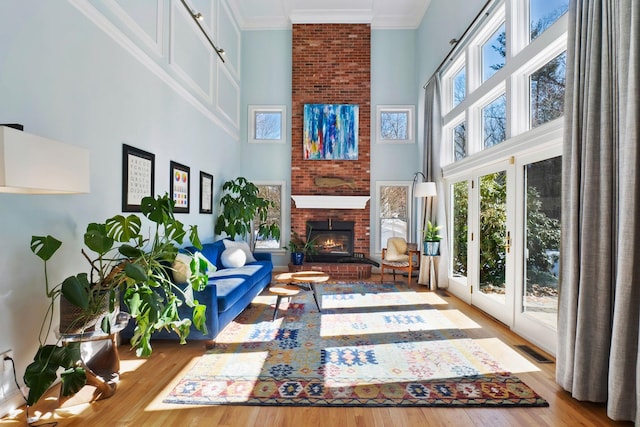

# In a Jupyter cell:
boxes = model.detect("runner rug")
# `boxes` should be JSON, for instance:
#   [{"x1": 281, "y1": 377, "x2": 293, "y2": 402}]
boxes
[{"x1": 164, "y1": 282, "x2": 548, "y2": 407}]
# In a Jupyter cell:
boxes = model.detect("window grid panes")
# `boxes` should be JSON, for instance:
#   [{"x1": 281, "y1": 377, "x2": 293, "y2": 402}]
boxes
[
  {"x1": 379, "y1": 186, "x2": 408, "y2": 250},
  {"x1": 380, "y1": 112, "x2": 409, "y2": 140},
  {"x1": 530, "y1": 0, "x2": 569, "y2": 42},
  {"x1": 482, "y1": 94, "x2": 507, "y2": 148},
  {"x1": 453, "y1": 67, "x2": 466, "y2": 107},
  {"x1": 253, "y1": 184, "x2": 282, "y2": 249},
  {"x1": 482, "y1": 23, "x2": 506, "y2": 82},
  {"x1": 254, "y1": 112, "x2": 282, "y2": 140},
  {"x1": 454, "y1": 122, "x2": 467, "y2": 160},
  {"x1": 530, "y1": 51, "x2": 567, "y2": 128}
]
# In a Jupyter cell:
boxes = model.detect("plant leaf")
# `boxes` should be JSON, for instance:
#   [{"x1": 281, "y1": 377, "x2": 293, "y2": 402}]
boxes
[
  {"x1": 61, "y1": 273, "x2": 91, "y2": 310},
  {"x1": 30, "y1": 235, "x2": 62, "y2": 261},
  {"x1": 106, "y1": 214, "x2": 142, "y2": 242},
  {"x1": 84, "y1": 223, "x2": 114, "y2": 255}
]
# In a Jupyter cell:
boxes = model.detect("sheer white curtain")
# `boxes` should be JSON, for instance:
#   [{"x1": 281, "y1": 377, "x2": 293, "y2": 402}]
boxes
[
  {"x1": 557, "y1": 0, "x2": 639, "y2": 422},
  {"x1": 418, "y1": 75, "x2": 447, "y2": 288}
]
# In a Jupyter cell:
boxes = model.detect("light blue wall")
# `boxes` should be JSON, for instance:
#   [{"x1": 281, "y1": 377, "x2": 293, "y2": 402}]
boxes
[
  {"x1": 0, "y1": 0, "x2": 241, "y2": 402},
  {"x1": 240, "y1": 29, "x2": 292, "y2": 266}
]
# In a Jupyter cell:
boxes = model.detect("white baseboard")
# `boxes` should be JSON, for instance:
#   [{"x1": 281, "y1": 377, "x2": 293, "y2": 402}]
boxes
[{"x1": 0, "y1": 390, "x2": 25, "y2": 419}]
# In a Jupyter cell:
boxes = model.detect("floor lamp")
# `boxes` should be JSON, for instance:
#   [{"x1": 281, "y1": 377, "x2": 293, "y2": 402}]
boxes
[{"x1": 411, "y1": 171, "x2": 437, "y2": 243}]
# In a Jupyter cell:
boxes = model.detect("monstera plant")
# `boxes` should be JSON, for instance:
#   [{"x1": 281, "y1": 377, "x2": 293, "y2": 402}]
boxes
[{"x1": 24, "y1": 194, "x2": 210, "y2": 405}]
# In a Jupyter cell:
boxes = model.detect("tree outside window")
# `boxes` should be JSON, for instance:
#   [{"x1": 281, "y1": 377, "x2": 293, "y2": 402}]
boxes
[
  {"x1": 253, "y1": 183, "x2": 282, "y2": 249},
  {"x1": 379, "y1": 185, "x2": 408, "y2": 250},
  {"x1": 482, "y1": 94, "x2": 507, "y2": 148}
]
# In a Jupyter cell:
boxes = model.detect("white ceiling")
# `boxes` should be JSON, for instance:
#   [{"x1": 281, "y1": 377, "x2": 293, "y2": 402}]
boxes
[{"x1": 226, "y1": 0, "x2": 433, "y2": 30}]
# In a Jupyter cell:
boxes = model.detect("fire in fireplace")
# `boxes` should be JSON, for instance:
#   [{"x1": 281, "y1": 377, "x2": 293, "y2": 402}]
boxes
[{"x1": 306, "y1": 220, "x2": 354, "y2": 262}]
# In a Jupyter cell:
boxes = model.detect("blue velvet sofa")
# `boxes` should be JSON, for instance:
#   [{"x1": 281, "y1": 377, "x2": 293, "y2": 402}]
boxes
[{"x1": 120, "y1": 238, "x2": 273, "y2": 348}]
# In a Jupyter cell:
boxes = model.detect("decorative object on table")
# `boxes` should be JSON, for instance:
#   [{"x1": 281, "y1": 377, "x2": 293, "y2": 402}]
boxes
[
  {"x1": 165, "y1": 282, "x2": 548, "y2": 408},
  {"x1": 199, "y1": 171, "x2": 213, "y2": 214},
  {"x1": 423, "y1": 220, "x2": 442, "y2": 256},
  {"x1": 380, "y1": 237, "x2": 420, "y2": 284},
  {"x1": 303, "y1": 104, "x2": 359, "y2": 160},
  {"x1": 170, "y1": 161, "x2": 190, "y2": 213},
  {"x1": 25, "y1": 194, "x2": 210, "y2": 405},
  {"x1": 215, "y1": 176, "x2": 280, "y2": 248},
  {"x1": 122, "y1": 144, "x2": 154, "y2": 212},
  {"x1": 285, "y1": 229, "x2": 318, "y2": 265}
]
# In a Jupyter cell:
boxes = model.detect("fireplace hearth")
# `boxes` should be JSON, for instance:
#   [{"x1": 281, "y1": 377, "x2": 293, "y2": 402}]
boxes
[{"x1": 306, "y1": 220, "x2": 354, "y2": 262}]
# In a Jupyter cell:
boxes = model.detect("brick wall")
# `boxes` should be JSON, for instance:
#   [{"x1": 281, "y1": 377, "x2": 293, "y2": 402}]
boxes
[{"x1": 291, "y1": 24, "x2": 371, "y2": 255}]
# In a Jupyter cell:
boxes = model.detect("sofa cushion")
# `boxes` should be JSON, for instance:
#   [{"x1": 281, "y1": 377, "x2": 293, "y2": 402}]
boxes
[
  {"x1": 172, "y1": 253, "x2": 193, "y2": 284},
  {"x1": 221, "y1": 247, "x2": 246, "y2": 268},
  {"x1": 209, "y1": 262, "x2": 271, "y2": 312},
  {"x1": 222, "y1": 239, "x2": 257, "y2": 263}
]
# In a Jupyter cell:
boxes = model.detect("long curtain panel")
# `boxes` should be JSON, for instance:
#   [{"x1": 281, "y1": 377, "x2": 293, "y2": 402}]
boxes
[
  {"x1": 557, "y1": 0, "x2": 639, "y2": 422},
  {"x1": 419, "y1": 75, "x2": 447, "y2": 288}
]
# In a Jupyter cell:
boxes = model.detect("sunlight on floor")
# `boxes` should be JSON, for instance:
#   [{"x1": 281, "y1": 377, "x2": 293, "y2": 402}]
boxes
[{"x1": 475, "y1": 338, "x2": 541, "y2": 374}]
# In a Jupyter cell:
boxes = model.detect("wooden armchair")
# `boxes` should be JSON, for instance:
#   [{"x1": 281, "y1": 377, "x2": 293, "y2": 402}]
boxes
[{"x1": 380, "y1": 237, "x2": 420, "y2": 284}]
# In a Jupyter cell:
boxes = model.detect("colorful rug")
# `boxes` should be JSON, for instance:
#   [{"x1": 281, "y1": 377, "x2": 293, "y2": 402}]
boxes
[{"x1": 164, "y1": 282, "x2": 548, "y2": 407}]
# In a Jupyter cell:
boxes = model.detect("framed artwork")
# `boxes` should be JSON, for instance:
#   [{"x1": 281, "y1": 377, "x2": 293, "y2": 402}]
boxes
[
  {"x1": 303, "y1": 104, "x2": 358, "y2": 160},
  {"x1": 199, "y1": 171, "x2": 213, "y2": 214},
  {"x1": 248, "y1": 105, "x2": 286, "y2": 144},
  {"x1": 170, "y1": 161, "x2": 190, "y2": 213},
  {"x1": 376, "y1": 105, "x2": 415, "y2": 144},
  {"x1": 122, "y1": 144, "x2": 155, "y2": 212}
]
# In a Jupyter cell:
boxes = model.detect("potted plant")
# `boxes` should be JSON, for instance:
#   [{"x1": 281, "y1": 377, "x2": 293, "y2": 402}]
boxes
[
  {"x1": 423, "y1": 220, "x2": 442, "y2": 256},
  {"x1": 215, "y1": 176, "x2": 280, "y2": 247},
  {"x1": 24, "y1": 194, "x2": 210, "y2": 405},
  {"x1": 285, "y1": 229, "x2": 318, "y2": 265}
]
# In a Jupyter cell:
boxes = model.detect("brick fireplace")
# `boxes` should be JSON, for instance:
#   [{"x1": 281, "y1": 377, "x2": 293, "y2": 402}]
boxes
[{"x1": 290, "y1": 23, "x2": 371, "y2": 281}]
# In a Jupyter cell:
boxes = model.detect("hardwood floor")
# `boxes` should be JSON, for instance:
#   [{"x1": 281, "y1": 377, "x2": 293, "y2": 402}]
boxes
[{"x1": 1, "y1": 276, "x2": 633, "y2": 427}]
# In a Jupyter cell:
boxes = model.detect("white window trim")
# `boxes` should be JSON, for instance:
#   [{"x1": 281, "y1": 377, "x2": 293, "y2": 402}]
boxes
[
  {"x1": 248, "y1": 105, "x2": 287, "y2": 144},
  {"x1": 375, "y1": 105, "x2": 415, "y2": 144}
]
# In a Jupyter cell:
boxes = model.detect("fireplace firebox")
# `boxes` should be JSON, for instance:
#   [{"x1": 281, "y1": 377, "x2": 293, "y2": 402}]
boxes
[{"x1": 306, "y1": 220, "x2": 354, "y2": 262}]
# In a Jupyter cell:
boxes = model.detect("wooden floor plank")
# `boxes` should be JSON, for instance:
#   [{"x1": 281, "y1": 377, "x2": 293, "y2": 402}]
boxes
[{"x1": 0, "y1": 276, "x2": 633, "y2": 427}]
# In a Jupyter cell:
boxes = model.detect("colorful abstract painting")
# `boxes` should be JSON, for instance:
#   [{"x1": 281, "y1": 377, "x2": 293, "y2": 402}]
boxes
[{"x1": 303, "y1": 104, "x2": 358, "y2": 160}]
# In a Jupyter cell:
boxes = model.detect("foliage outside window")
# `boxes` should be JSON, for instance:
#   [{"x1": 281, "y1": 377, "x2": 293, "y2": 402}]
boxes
[
  {"x1": 376, "y1": 105, "x2": 414, "y2": 144},
  {"x1": 248, "y1": 105, "x2": 286, "y2": 144},
  {"x1": 482, "y1": 94, "x2": 507, "y2": 148},
  {"x1": 453, "y1": 122, "x2": 467, "y2": 160},
  {"x1": 530, "y1": 51, "x2": 566, "y2": 128},
  {"x1": 530, "y1": 0, "x2": 569, "y2": 42},
  {"x1": 379, "y1": 185, "x2": 409, "y2": 251},
  {"x1": 253, "y1": 183, "x2": 283, "y2": 249},
  {"x1": 453, "y1": 67, "x2": 466, "y2": 107},
  {"x1": 452, "y1": 181, "x2": 469, "y2": 277},
  {"x1": 482, "y1": 23, "x2": 506, "y2": 82}
]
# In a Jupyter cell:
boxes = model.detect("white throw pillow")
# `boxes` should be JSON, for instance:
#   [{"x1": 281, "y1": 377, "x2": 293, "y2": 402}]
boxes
[
  {"x1": 222, "y1": 240, "x2": 257, "y2": 263},
  {"x1": 172, "y1": 253, "x2": 193, "y2": 284},
  {"x1": 221, "y1": 247, "x2": 246, "y2": 268}
]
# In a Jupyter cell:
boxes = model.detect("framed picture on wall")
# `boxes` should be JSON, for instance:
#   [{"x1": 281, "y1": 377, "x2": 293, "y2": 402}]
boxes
[
  {"x1": 170, "y1": 161, "x2": 190, "y2": 213},
  {"x1": 303, "y1": 104, "x2": 359, "y2": 160},
  {"x1": 122, "y1": 144, "x2": 155, "y2": 212},
  {"x1": 199, "y1": 171, "x2": 213, "y2": 214}
]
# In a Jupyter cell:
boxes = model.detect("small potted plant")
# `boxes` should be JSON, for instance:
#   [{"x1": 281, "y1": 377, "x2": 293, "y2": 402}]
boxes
[
  {"x1": 285, "y1": 229, "x2": 317, "y2": 265},
  {"x1": 423, "y1": 220, "x2": 442, "y2": 256}
]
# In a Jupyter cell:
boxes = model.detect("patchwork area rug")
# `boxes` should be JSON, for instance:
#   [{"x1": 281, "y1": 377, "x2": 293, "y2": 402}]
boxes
[{"x1": 165, "y1": 282, "x2": 548, "y2": 407}]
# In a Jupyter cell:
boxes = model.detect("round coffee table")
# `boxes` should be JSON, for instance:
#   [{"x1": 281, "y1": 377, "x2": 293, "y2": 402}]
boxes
[{"x1": 272, "y1": 271, "x2": 329, "y2": 319}]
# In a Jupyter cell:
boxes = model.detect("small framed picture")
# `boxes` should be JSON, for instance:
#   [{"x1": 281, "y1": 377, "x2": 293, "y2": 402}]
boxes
[
  {"x1": 170, "y1": 161, "x2": 190, "y2": 213},
  {"x1": 122, "y1": 144, "x2": 155, "y2": 212},
  {"x1": 199, "y1": 171, "x2": 213, "y2": 214}
]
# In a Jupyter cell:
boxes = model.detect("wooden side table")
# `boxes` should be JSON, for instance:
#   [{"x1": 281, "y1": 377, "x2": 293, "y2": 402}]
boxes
[{"x1": 272, "y1": 271, "x2": 329, "y2": 318}]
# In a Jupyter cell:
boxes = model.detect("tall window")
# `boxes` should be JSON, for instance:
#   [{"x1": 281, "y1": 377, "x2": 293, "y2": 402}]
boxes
[
  {"x1": 453, "y1": 67, "x2": 466, "y2": 107},
  {"x1": 453, "y1": 121, "x2": 467, "y2": 160},
  {"x1": 253, "y1": 182, "x2": 284, "y2": 249},
  {"x1": 377, "y1": 184, "x2": 409, "y2": 251},
  {"x1": 530, "y1": 0, "x2": 569, "y2": 42},
  {"x1": 482, "y1": 24, "x2": 506, "y2": 82},
  {"x1": 530, "y1": 51, "x2": 566, "y2": 128},
  {"x1": 482, "y1": 94, "x2": 507, "y2": 148}
]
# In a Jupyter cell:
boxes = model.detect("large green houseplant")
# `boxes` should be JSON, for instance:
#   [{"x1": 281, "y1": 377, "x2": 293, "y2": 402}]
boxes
[
  {"x1": 25, "y1": 194, "x2": 210, "y2": 405},
  {"x1": 422, "y1": 220, "x2": 442, "y2": 256},
  {"x1": 215, "y1": 176, "x2": 280, "y2": 245}
]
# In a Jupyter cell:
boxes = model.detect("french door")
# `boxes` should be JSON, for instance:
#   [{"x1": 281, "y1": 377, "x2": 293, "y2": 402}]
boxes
[
  {"x1": 447, "y1": 161, "x2": 516, "y2": 326},
  {"x1": 445, "y1": 149, "x2": 561, "y2": 354}
]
